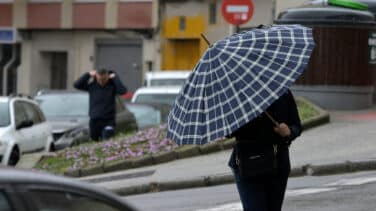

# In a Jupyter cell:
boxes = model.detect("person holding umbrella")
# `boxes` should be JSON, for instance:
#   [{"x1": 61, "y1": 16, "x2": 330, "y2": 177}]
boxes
[
  {"x1": 167, "y1": 25, "x2": 315, "y2": 211},
  {"x1": 227, "y1": 89, "x2": 302, "y2": 210}
]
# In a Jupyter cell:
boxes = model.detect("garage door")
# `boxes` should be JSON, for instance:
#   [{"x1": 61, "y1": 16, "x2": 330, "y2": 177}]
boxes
[{"x1": 95, "y1": 39, "x2": 142, "y2": 92}]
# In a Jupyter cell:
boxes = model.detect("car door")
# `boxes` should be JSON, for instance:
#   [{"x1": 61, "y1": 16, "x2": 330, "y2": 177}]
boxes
[{"x1": 21, "y1": 102, "x2": 49, "y2": 151}]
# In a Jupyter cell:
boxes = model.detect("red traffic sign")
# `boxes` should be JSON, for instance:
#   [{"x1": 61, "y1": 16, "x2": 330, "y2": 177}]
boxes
[{"x1": 221, "y1": 0, "x2": 254, "y2": 25}]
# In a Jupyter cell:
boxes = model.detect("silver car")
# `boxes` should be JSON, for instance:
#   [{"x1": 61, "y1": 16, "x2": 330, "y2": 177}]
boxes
[{"x1": 34, "y1": 90, "x2": 137, "y2": 150}]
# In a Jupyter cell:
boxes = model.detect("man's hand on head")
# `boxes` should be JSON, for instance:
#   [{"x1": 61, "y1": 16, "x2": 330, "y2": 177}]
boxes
[{"x1": 89, "y1": 70, "x2": 97, "y2": 77}]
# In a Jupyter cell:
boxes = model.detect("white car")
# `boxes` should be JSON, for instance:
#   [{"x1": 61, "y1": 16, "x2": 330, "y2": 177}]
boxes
[
  {"x1": 131, "y1": 86, "x2": 181, "y2": 106},
  {"x1": 0, "y1": 96, "x2": 54, "y2": 166},
  {"x1": 144, "y1": 71, "x2": 190, "y2": 87}
]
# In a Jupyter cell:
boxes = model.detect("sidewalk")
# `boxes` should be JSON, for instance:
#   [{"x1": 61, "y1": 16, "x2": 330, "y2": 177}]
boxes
[{"x1": 80, "y1": 106, "x2": 376, "y2": 196}]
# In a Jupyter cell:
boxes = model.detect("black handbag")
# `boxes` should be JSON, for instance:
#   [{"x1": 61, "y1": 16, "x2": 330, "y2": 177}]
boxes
[{"x1": 236, "y1": 142, "x2": 278, "y2": 179}]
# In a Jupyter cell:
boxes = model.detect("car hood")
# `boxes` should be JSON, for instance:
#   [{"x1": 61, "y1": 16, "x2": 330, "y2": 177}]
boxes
[{"x1": 47, "y1": 117, "x2": 89, "y2": 134}]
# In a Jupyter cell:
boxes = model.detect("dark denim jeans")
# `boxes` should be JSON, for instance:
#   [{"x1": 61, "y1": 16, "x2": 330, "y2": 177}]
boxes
[
  {"x1": 232, "y1": 147, "x2": 291, "y2": 211},
  {"x1": 89, "y1": 118, "x2": 115, "y2": 141}
]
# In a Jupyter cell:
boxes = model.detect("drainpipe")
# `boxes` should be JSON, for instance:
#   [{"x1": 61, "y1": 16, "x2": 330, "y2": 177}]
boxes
[{"x1": 3, "y1": 45, "x2": 17, "y2": 96}]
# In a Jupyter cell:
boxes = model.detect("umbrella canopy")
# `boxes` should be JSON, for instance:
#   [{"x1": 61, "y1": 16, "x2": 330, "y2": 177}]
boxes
[{"x1": 167, "y1": 24, "x2": 315, "y2": 145}]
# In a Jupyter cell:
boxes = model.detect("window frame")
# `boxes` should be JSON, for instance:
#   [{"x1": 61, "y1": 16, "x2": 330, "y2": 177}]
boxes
[{"x1": 20, "y1": 184, "x2": 131, "y2": 211}]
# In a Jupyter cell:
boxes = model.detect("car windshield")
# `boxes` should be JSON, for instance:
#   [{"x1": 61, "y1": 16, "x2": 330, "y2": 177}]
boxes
[
  {"x1": 150, "y1": 79, "x2": 186, "y2": 87},
  {"x1": 125, "y1": 104, "x2": 161, "y2": 129},
  {"x1": 0, "y1": 102, "x2": 10, "y2": 127},
  {"x1": 134, "y1": 94, "x2": 178, "y2": 105},
  {"x1": 35, "y1": 93, "x2": 89, "y2": 118}
]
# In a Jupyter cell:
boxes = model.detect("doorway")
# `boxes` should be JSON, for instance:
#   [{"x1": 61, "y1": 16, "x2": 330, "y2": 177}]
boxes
[{"x1": 49, "y1": 52, "x2": 67, "y2": 89}]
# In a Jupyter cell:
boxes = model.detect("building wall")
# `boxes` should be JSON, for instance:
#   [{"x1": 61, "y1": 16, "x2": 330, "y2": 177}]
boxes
[
  {"x1": 6, "y1": 0, "x2": 158, "y2": 94},
  {"x1": 275, "y1": 0, "x2": 306, "y2": 18},
  {"x1": 159, "y1": 0, "x2": 276, "y2": 70},
  {"x1": 18, "y1": 30, "x2": 156, "y2": 94}
]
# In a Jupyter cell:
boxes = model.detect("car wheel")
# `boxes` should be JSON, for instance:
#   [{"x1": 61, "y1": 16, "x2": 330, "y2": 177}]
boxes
[{"x1": 8, "y1": 147, "x2": 20, "y2": 166}]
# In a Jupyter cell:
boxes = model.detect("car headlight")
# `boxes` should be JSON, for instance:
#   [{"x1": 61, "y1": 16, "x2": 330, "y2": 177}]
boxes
[{"x1": 63, "y1": 128, "x2": 88, "y2": 139}]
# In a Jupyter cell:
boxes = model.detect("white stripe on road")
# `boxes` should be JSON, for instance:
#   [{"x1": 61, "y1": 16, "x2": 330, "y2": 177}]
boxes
[
  {"x1": 325, "y1": 176, "x2": 376, "y2": 186},
  {"x1": 196, "y1": 202, "x2": 242, "y2": 211},
  {"x1": 286, "y1": 187, "x2": 337, "y2": 197},
  {"x1": 196, "y1": 188, "x2": 336, "y2": 211}
]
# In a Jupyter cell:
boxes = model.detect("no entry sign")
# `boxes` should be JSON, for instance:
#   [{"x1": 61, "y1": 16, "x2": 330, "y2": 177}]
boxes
[{"x1": 221, "y1": 0, "x2": 254, "y2": 25}]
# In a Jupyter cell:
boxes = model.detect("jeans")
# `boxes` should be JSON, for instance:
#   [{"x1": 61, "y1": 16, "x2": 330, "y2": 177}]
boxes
[
  {"x1": 89, "y1": 118, "x2": 115, "y2": 141},
  {"x1": 232, "y1": 147, "x2": 290, "y2": 211}
]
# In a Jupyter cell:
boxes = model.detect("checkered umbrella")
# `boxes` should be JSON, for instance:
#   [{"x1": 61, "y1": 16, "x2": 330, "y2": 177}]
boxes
[{"x1": 167, "y1": 24, "x2": 315, "y2": 145}]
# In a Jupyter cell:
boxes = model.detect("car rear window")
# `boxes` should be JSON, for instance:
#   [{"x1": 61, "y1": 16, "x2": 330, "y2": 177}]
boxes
[
  {"x1": 35, "y1": 94, "x2": 89, "y2": 118},
  {"x1": 150, "y1": 79, "x2": 187, "y2": 87},
  {"x1": 134, "y1": 94, "x2": 178, "y2": 105}
]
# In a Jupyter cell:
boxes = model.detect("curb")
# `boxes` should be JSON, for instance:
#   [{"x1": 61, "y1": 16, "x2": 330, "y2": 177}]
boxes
[
  {"x1": 108, "y1": 159, "x2": 376, "y2": 196},
  {"x1": 56, "y1": 98, "x2": 329, "y2": 177}
]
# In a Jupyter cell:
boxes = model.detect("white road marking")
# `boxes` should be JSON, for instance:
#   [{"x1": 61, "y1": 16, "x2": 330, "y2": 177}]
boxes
[
  {"x1": 197, "y1": 176, "x2": 376, "y2": 211},
  {"x1": 196, "y1": 202, "x2": 242, "y2": 211},
  {"x1": 196, "y1": 187, "x2": 336, "y2": 211},
  {"x1": 286, "y1": 187, "x2": 337, "y2": 197},
  {"x1": 325, "y1": 176, "x2": 376, "y2": 186}
]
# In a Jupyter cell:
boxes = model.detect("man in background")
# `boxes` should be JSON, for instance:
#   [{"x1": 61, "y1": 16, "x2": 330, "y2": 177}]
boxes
[{"x1": 74, "y1": 68, "x2": 127, "y2": 141}]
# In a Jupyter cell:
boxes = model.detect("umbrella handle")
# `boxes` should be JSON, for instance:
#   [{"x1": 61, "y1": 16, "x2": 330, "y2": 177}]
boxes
[
  {"x1": 200, "y1": 33, "x2": 211, "y2": 46},
  {"x1": 265, "y1": 111, "x2": 279, "y2": 126}
]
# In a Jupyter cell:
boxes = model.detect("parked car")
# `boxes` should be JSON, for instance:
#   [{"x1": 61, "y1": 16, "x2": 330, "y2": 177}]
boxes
[
  {"x1": 0, "y1": 168, "x2": 138, "y2": 211},
  {"x1": 34, "y1": 90, "x2": 137, "y2": 150},
  {"x1": 0, "y1": 96, "x2": 54, "y2": 166},
  {"x1": 144, "y1": 71, "x2": 190, "y2": 87},
  {"x1": 124, "y1": 102, "x2": 172, "y2": 129},
  {"x1": 131, "y1": 86, "x2": 181, "y2": 106}
]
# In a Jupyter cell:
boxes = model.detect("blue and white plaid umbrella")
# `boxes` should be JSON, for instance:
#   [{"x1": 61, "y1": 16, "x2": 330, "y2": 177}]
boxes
[{"x1": 167, "y1": 24, "x2": 315, "y2": 145}]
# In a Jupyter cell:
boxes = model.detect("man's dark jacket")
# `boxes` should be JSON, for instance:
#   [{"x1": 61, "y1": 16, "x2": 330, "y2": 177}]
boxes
[
  {"x1": 228, "y1": 90, "x2": 302, "y2": 168},
  {"x1": 73, "y1": 72, "x2": 127, "y2": 120}
]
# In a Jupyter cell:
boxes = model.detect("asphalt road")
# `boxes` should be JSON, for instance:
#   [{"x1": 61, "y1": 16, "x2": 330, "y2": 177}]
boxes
[{"x1": 124, "y1": 170, "x2": 376, "y2": 211}]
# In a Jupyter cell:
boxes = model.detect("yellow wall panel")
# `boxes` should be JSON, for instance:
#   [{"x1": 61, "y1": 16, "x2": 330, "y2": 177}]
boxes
[{"x1": 163, "y1": 16, "x2": 205, "y2": 39}]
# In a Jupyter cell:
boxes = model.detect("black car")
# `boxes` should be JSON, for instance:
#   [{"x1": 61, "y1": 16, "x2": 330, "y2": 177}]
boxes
[
  {"x1": 34, "y1": 90, "x2": 137, "y2": 150},
  {"x1": 0, "y1": 168, "x2": 137, "y2": 211}
]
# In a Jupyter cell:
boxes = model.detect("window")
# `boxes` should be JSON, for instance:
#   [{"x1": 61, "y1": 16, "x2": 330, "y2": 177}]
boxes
[
  {"x1": 0, "y1": 190, "x2": 13, "y2": 211},
  {"x1": 179, "y1": 16, "x2": 186, "y2": 31},
  {"x1": 22, "y1": 102, "x2": 42, "y2": 125},
  {"x1": 29, "y1": 190, "x2": 123, "y2": 211},
  {"x1": 14, "y1": 102, "x2": 28, "y2": 127},
  {"x1": 35, "y1": 93, "x2": 89, "y2": 118},
  {"x1": 209, "y1": 1, "x2": 217, "y2": 25}
]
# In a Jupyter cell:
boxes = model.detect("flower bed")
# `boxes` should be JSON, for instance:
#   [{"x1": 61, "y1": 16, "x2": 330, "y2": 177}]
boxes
[
  {"x1": 35, "y1": 98, "x2": 321, "y2": 175},
  {"x1": 35, "y1": 125, "x2": 177, "y2": 174}
]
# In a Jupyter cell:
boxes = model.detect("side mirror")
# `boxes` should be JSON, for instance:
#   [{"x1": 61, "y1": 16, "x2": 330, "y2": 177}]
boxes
[{"x1": 16, "y1": 120, "x2": 34, "y2": 130}]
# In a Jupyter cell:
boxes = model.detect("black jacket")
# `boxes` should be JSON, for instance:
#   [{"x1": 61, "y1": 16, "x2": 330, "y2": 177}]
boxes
[
  {"x1": 228, "y1": 90, "x2": 302, "y2": 168},
  {"x1": 229, "y1": 90, "x2": 302, "y2": 144},
  {"x1": 73, "y1": 72, "x2": 127, "y2": 120}
]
